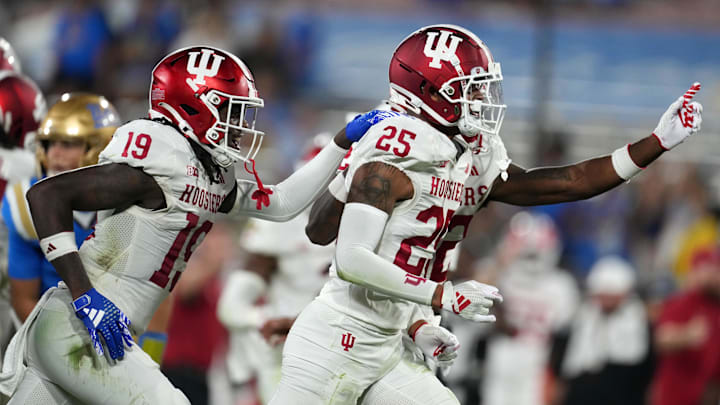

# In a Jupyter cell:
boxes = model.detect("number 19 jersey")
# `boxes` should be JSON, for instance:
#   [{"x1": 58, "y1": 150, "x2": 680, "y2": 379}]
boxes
[{"x1": 79, "y1": 119, "x2": 236, "y2": 333}]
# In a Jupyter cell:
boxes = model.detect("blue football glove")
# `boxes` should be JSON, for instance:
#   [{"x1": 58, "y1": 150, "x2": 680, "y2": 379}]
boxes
[
  {"x1": 72, "y1": 288, "x2": 134, "y2": 360},
  {"x1": 345, "y1": 110, "x2": 401, "y2": 142}
]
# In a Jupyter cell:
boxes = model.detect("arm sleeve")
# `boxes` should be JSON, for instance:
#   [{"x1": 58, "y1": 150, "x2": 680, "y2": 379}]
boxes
[
  {"x1": 335, "y1": 202, "x2": 438, "y2": 305},
  {"x1": 231, "y1": 141, "x2": 347, "y2": 221},
  {"x1": 216, "y1": 271, "x2": 267, "y2": 329}
]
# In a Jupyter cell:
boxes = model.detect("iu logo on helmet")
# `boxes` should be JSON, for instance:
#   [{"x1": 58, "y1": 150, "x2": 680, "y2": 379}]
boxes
[
  {"x1": 187, "y1": 49, "x2": 225, "y2": 85},
  {"x1": 423, "y1": 31, "x2": 463, "y2": 69}
]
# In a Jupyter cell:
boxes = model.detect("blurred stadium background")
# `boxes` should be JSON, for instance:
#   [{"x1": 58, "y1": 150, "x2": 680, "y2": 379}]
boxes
[{"x1": 2, "y1": 0, "x2": 719, "y2": 404}]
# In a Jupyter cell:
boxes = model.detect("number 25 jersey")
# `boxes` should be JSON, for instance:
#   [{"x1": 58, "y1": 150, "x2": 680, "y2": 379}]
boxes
[
  {"x1": 79, "y1": 119, "x2": 236, "y2": 333},
  {"x1": 318, "y1": 114, "x2": 504, "y2": 331}
]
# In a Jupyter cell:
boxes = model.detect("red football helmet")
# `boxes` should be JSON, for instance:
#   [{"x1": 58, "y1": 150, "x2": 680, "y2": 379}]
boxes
[
  {"x1": 0, "y1": 71, "x2": 46, "y2": 149},
  {"x1": 0, "y1": 38, "x2": 21, "y2": 73},
  {"x1": 389, "y1": 24, "x2": 506, "y2": 138},
  {"x1": 149, "y1": 46, "x2": 264, "y2": 167}
]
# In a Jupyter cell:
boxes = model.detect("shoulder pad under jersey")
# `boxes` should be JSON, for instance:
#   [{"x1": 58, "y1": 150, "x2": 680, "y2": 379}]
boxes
[
  {"x1": 345, "y1": 114, "x2": 457, "y2": 182},
  {"x1": 99, "y1": 119, "x2": 191, "y2": 180}
]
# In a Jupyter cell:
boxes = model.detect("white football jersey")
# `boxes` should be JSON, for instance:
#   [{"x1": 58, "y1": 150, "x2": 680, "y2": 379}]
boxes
[
  {"x1": 318, "y1": 114, "x2": 507, "y2": 330},
  {"x1": 483, "y1": 264, "x2": 579, "y2": 405},
  {"x1": 241, "y1": 211, "x2": 334, "y2": 319},
  {"x1": 79, "y1": 119, "x2": 236, "y2": 333}
]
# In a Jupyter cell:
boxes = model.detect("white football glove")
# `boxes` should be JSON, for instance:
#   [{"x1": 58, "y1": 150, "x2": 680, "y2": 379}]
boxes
[
  {"x1": 441, "y1": 280, "x2": 502, "y2": 322},
  {"x1": 412, "y1": 321, "x2": 461, "y2": 376},
  {"x1": 653, "y1": 82, "x2": 703, "y2": 150}
]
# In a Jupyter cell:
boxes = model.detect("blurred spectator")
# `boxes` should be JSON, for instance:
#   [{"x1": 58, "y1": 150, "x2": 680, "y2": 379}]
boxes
[
  {"x1": 169, "y1": 2, "x2": 234, "y2": 53},
  {"x1": 652, "y1": 165, "x2": 715, "y2": 287},
  {"x1": 112, "y1": 0, "x2": 181, "y2": 96},
  {"x1": 482, "y1": 212, "x2": 580, "y2": 405},
  {"x1": 559, "y1": 256, "x2": 654, "y2": 405},
  {"x1": 162, "y1": 223, "x2": 234, "y2": 405},
  {"x1": 53, "y1": 0, "x2": 113, "y2": 92},
  {"x1": 651, "y1": 247, "x2": 720, "y2": 405}
]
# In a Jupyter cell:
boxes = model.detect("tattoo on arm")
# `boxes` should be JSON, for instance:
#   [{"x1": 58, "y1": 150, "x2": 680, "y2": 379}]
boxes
[
  {"x1": 348, "y1": 162, "x2": 412, "y2": 214},
  {"x1": 354, "y1": 173, "x2": 391, "y2": 208}
]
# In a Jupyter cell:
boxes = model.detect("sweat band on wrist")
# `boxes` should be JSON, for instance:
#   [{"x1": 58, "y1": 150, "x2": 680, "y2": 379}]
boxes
[
  {"x1": 39, "y1": 232, "x2": 78, "y2": 262},
  {"x1": 328, "y1": 173, "x2": 348, "y2": 203},
  {"x1": 611, "y1": 145, "x2": 643, "y2": 181},
  {"x1": 409, "y1": 320, "x2": 428, "y2": 342}
]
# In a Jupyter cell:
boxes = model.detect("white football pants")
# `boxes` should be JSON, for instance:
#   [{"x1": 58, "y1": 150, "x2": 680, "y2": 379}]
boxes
[
  {"x1": 7, "y1": 287, "x2": 188, "y2": 404},
  {"x1": 269, "y1": 300, "x2": 459, "y2": 405}
]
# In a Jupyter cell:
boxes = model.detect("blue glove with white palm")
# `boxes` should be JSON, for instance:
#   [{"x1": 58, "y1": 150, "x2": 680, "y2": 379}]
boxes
[{"x1": 72, "y1": 288, "x2": 134, "y2": 360}]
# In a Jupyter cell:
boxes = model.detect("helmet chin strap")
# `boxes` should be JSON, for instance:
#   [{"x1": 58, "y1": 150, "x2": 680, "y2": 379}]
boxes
[{"x1": 244, "y1": 158, "x2": 273, "y2": 210}]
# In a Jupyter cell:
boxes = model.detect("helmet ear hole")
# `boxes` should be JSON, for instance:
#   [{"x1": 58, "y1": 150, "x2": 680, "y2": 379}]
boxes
[{"x1": 180, "y1": 104, "x2": 199, "y2": 115}]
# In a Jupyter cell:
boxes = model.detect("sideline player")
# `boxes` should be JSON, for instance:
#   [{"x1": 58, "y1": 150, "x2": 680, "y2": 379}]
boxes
[
  {"x1": 217, "y1": 134, "x2": 336, "y2": 403},
  {"x1": 3, "y1": 93, "x2": 117, "y2": 322},
  {"x1": 0, "y1": 44, "x2": 46, "y2": 370},
  {"x1": 277, "y1": 24, "x2": 703, "y2": 404},
  {"x1": 0, "y1": 46, "x2": 370, "y2": 404},
  {"x1": 481, "y1": 211, "x2": 579, "y2": 405},
  {"x1": 0, "y1": 37, "x2": 39, "y2": 188}
]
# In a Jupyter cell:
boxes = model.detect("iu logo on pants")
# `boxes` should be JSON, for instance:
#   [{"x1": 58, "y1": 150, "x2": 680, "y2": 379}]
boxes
[{"x1": 341, "y1": 333, "x2": 356, "y2": 351}]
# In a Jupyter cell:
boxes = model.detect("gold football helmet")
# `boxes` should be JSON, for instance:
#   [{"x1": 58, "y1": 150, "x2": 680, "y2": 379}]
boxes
[{"x1": 36, "y1": 93, "x2": 120, "y2": 171}]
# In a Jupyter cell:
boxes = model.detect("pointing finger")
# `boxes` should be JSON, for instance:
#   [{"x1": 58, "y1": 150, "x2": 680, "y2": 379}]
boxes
[{"x1": 683, "y1": 82, "x2": 701, "y2": 107}]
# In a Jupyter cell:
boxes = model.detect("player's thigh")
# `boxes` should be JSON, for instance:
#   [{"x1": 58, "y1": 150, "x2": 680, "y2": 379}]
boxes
[
  {"x1": 26, "y1": 296, "x2": 188, "y2": 405},
  {"x1": 361, "y1": 355, "x2": 459, "y2": 405},
  {"x1": 8, "y1": 367, "x2": 80, "y2": 405},
  {"x1": 273, "y1": 301, "x2": 402, "y2": 404}
]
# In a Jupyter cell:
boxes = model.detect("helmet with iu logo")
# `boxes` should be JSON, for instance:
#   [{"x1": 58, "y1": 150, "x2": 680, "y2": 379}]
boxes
[
  {"x1": 389, "y1": 24, "x2": 506, "y2": 138},
  {"x1": 0, "y1": 38, "x2": 22, "y2": 73},
  {"x1": 149, "y1": 46, "x2": 264, "y2": 168},
  {"x1": 0, "y1": 71, "x2": 46, "y2": 150}
]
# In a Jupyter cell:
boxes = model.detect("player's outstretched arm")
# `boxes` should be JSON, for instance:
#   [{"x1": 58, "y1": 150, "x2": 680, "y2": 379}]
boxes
[
  {"x1": 26, "y1": 163, "x2": 164, "y2": 360},
  {"x1": 489, "y1": 83, "x2": 703, "y2": 206},
  {"x1": 229, "y1": 111, "x2": 387, "y2": 222}
]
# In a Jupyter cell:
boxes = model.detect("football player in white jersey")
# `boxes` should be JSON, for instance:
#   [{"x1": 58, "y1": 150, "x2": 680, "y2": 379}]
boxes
[
  {"x1": 0, "y1": 46, "x2": 372, "y2": 404},
  {"x1": 217, "y1": 134, "x2": 335, "y2": 403},
  {"x1": 283, "y1": 24, "x2": 703, "y2": 405},
  {"x1": 482, "y1": 211, "x2": 579, "y2": 405},
  {"x1": 0, "y1": 47, "x2": 46, "y2": 371}
]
